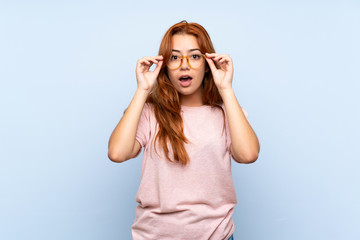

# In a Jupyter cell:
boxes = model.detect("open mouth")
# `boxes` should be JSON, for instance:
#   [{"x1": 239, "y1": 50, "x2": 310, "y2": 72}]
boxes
[{"x1": 179, "y1": 76, "x2": 192, "y2": 87}]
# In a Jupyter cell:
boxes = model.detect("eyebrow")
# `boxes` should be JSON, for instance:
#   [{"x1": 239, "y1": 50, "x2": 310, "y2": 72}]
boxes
[{"x1": 172, "y1": 48, "x2": 202, "y2": 53}]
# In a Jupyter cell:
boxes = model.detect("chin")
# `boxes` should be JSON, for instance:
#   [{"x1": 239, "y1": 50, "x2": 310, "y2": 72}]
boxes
[{"x1": 176, "y1": 87, "x2": 197, "y2": 96}]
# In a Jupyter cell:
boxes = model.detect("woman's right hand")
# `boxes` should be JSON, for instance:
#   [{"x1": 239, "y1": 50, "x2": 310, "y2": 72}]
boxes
[{"x1": 136, "y1": 55, "x2": 163, "y2": 92}]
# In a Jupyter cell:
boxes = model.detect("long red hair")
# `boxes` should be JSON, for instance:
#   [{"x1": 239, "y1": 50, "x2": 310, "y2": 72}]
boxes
[{"x1": 147, "y1": 20, "x2": 225, "y2": 165}]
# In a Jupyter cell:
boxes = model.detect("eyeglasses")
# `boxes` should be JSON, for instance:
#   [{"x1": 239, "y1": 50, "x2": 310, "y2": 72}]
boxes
[{"x1": 167, "y1": 52, "x2": 205, "y2": 70}]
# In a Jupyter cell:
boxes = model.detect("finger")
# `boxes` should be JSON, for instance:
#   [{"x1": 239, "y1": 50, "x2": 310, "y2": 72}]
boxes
[
  {"x1": 219, "y1": 58, "x2": 228, "y2": 63},
  {"x1": 222, "y1": 56, "x2": 232, "y2": 64},
  {"x1": 143, "y1": 57, "x2": 158, "y2": 64},
  {"x1": 205, "y1": 56, "x2": 218, "y2": 73},
  {"x1": 153, "y1": 55, "x2": 164, "y2": 60},
  {"x1": 213, "y1": 55, "x2": 231, "y2": 64},
  {"x1": 207, "y1": 53, "x2": 228, "y2": 60},
  {"x1": 213, "y1": 55, "x2": 228, "y2": 61},
  {"x1": 207, "y1": 55, "x2": 223, "y2": 69},
  {"x1": 137, "y1": 61, "x2": 149, "y2": 69},
  {"x1": 140, "y1": 60, "x2": 151, "y2": 66},
  {"x1": 137, "y1": 61, "x2": 152, "y2": 72},
  {"x1": 211, "y1": 57, "x2": 225, "y2": 67},
  {"x1": 213, "y1": 56, "x2": 223, "y2": 62},
  {"x1": 146, "y1": 56, "x2": 164, "y2": 63},
  {"x1": 139, "y1": 57, "x2": 151, "y2": 64},
  {"x1": 205, "y1": 52, "x2": 217, "y2": 57}
]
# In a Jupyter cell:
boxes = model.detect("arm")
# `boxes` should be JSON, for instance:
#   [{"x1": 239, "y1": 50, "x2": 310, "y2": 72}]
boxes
[
  {"x1": 205, "y1": 53, "x2": 260, "y2": 164},
  {"x1": 108, "y1": 88, "x2": 148, "y2": 162},
  {"x1": 221, "y1": 89, "x2": 260, "y2": 163},
  {"x1": 108, "y1": 55, "x2": 163, "y2": 163}
]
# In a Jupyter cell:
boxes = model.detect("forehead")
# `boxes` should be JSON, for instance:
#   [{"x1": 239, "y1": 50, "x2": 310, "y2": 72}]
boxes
[{"x1": 171, "y1": 34, "x2": 200, "y2": 52}]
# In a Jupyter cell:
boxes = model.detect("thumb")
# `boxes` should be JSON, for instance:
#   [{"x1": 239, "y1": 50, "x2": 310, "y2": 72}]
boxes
[
  {"x1": 205, "y1": 56, "x2": 217, "y2": 74},
  {"x1": 153, "y1": 60, "x2": 163, "y2": 76}
]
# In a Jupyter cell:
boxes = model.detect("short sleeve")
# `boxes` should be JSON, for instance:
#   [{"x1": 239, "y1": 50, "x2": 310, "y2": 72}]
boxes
[
  {"x1": 135, "y1": 103, "x2": 151, "y2": 149},
  {"x1": 224, "y1": 106, "x2": 249, "y2": 152}
]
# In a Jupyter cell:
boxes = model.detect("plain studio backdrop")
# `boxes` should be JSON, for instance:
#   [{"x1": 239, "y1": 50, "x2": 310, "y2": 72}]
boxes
[{"x1": 0, "y1": 0, "x2": 359, "y2": 239}]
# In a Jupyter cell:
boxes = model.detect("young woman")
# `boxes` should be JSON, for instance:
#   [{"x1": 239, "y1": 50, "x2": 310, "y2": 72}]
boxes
[{"x1": 108, "y1": 20, "x2": 260, "y2": 240}]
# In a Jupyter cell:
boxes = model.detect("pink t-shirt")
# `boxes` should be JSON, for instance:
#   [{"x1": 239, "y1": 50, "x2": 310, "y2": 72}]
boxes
[{"x1": 131, "y1": 103, "x2": 249, "y2": 240}]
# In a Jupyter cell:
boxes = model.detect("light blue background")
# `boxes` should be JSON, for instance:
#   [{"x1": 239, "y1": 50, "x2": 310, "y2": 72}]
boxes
[{"x1": 1, "y1": 0, "x2": 359, "y2": 239}]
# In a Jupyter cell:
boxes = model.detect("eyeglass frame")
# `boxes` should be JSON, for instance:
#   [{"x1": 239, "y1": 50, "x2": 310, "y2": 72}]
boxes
[{"x1": 166, "y1": 52, "x2": 206, "y2": 70}]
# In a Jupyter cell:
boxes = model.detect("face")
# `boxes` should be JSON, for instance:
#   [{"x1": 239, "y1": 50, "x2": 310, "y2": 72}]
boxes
[{"x1": 167, "y1": 34, "x2": 207, "y2": 105}]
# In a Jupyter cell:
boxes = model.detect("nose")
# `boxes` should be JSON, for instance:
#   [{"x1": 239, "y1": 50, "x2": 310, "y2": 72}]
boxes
[{"x1": 180, "y1": 57, "x2": 190, "y2": 70}]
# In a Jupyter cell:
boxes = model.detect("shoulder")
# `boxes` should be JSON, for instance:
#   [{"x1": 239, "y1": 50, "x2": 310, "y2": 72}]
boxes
[
  {"x1": 140, "y1": 103, "x2": 157, "y2": 122},
  {"x1": 143, "y1": 102, "x2": 155, "y2": 114},
  {"x1": 145, "y1": 102, "x2": 154, "y2": 108}
]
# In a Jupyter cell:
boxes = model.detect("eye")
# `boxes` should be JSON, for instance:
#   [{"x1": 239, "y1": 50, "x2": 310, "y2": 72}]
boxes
[
  {"x1": 170, "y1": 55, "x2": 178, "y2": 61},
  {"x1": 191, "y1": 54, "x2": 201, "y2": 59}
]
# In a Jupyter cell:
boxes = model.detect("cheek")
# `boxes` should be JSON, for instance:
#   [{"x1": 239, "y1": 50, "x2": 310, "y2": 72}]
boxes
[
  {"x1": 197, "y1": 69, "x2": 206, "y2": 81},
  {"x1": 168, "y1": 72, "x2": 175, "y2": 80},
  {"x1": 167, "y1": 71, "x2": 178, "y2": 85}
]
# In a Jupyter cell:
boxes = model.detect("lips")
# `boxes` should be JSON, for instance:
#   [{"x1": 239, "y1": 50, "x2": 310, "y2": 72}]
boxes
[
  {"x1": 179, "y1": 75, "x2": 193, "y2": 81},
  {"x1": 179, "y1": 75, "x2": 192, "y2": 87}
]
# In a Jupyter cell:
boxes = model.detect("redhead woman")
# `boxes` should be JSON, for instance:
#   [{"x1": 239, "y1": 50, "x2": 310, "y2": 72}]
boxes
[{"x1": 108, "y1": 20, "x2": 260, "y2": 240}]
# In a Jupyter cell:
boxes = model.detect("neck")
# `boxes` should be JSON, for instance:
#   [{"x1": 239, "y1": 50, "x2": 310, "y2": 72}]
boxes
[{"x1": 180, "y1": 88, "x2": 204, "y2": 107}]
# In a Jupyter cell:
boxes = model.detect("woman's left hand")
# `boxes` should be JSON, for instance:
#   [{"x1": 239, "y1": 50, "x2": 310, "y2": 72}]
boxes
[{"x1": 205, "y1": 53, "x2": 234, "y2": 91}]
